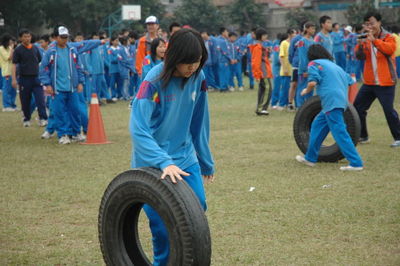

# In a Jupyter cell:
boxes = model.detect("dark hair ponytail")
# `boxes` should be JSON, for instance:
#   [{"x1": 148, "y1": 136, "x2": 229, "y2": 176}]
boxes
[{"x1": 307, "y1": 44, "x2": 334, "y2": 61}]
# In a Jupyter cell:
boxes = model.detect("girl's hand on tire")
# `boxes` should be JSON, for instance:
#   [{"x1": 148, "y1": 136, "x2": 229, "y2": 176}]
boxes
[
  {"x1": 203, "y1": 175, "x2": 215, "y2": 185},
  {"x1": 161, "y1": 165, "x2": 190, "y2": 184}
]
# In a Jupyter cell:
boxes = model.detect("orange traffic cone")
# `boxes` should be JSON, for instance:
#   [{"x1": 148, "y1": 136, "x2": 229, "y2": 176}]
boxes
[
  {"x1": 348, "y1": 74, "x2": 359, "y2": 104},
  {"x1": 81, "y1": 93, "x2": 112, "y2": 145}
]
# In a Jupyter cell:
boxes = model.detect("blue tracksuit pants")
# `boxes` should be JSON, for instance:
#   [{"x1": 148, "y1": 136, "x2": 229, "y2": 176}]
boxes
[
  {"x1": 46, "y1": 96, "x2": 58, "y2": 134},
  {"x1": 279, "y1": 76, "x2": 290, "y2": 107},
  {"x1": 218, "y1": 62, "x2": 230, "y2": 91},
  {"x1": 53, "y1": 91, "x2": 80, "y2": 138},
  {"x1": 334, "y1": 51, "x2": 346, "y2": 70},
  {"x1": 396, "y1": 56, "x2": 400, "y2": 78},
  {"x1": 212, "y1": 64, "x2": 220, "y2": 89},
  {"x1": 229, "y1": 62, "x2": 243, "y2": 87},
  {"x1": 83, "y1": 75, "x2": 92, "y2": 102},
  {"x1": 92, "y1": 74, "x2": 110, "y2": 100},
  {"x1": 2, "y1": 76, "x2": 16, "y2": 109},
  {"x1": 77, "y1": 91, "x2": 88, "y2": 134},
  {"x1": 305, "y1": 108, "x2": 363, "y2": 167},
  {"x1": 109, "y1": 72, "x2": 123, "y2": 98},
  {"x1": 143, "y1": 163, "x2": 207, "y2": 266},
  {"x1": 271, "y1": 65, "x2": 281, "y2": 106},
  {"x1": 203, "y1": 65, "x2": 217, "y2": 89}
]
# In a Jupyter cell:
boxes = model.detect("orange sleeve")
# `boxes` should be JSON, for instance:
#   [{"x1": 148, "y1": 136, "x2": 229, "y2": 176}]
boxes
[
  {"x1": 135, "y1": 37, "x2": 146, "y2": 76},
  {"x1": 251, "y1": 45, "x2": 262, "y2": 80},
  {"x1": 373, "y1": 34, "x2": 396, "y2": 56}
]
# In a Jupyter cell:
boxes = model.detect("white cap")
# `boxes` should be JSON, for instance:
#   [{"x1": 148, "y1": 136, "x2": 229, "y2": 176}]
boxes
[
  {"x1": 145, "y1": 16, "x2": 158, "y2": 24},
  {"x1": 344, "y1": 26, "x2": 353, "y2": 32},
  {"x1": 58, "y1": 26, "x2": 69, "y2": 36}
]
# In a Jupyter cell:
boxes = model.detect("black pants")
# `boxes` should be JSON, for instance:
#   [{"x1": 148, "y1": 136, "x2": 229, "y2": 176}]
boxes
[
  {"x1": 354, "y1": 84, "x2": 400, "y2": 140},
  {"x1": 19, "y1": 76, "x2": 48, "y2": 122},
  {"x1": 256, "y1": 78, "x2": 271, "y2": 112}
]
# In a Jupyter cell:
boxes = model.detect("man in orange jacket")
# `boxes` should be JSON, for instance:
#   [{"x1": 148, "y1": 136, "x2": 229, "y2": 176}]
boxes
[
  {"x1": 251, "y1": 28, "x2": 272, "y2": 116},
  {"x1": 135, "y1": 16, "x2": 160, "y2": 78},
  {"x1": 354, "y1": 11, "x2": 400, "y2": 148}
]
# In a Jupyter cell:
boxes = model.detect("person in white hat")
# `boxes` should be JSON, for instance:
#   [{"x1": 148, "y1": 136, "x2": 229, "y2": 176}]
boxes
[{"x1": 135, "y1": 16, "x2": 160, "y2": 78}]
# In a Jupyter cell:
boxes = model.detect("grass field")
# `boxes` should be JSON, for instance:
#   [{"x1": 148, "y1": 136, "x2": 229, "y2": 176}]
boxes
[{"x1": 1, "y1": 83, "x2": 399, "y2": 265}]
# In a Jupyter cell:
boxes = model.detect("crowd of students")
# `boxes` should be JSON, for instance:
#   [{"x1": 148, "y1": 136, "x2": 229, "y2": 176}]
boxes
[{"x1": 0, "y1": 14, "x2": 399, "y2": 145}]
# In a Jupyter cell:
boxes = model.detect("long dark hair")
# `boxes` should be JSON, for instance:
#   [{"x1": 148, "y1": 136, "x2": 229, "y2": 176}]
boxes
[
  {"x1": 150, "y1": 38, "x2": 166, "y2": 62},
  {"x1": 159, "y1": 28, "x2": 208, "y2": 88},
  {"x1": 307, "y1": 44, "x2": 334, "y2": 61}
]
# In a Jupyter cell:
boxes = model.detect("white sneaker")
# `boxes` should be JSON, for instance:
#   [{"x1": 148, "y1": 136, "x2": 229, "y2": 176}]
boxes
[
  {"x1": 229, "y1": 86, "x2": 235, "y2": 92},
  {"x1": 39, "y1": 119, "x2": 48, "y2": 127},
  {"x1": 272, "y1": 105, "x2": 278, "y2": 110},
  {"x1": 2, "y1": 107, "x2": 16, "y2": 112},
  {"x1": 276, "y1": 106, "x2": 285, "y2": 111},
  {"x1": 23, "y1": 121, "x2": 31, "y2": 127},
  {"x1": 295, "y1": 155, "x2": 315, "y2": 167},
  {"x1": 238, "y1": 86, "x2": 244, "y2": 91},
  {"x1": 71, "y1": 133, "x2": 86, "y2": 142},
  {"x1": 259, "y1": 110, "x2": 269, "y2": 115},
  {"x1": 340, "y1": 165, "x2": 363, "y2": 171},
  {"x1": 111, "y1": 97, "x2": 118, "y2": 102},
  {"x1": 390, "y1": 140, "x2": 400, "y2": 148},
  {"x1": 59, "y1": 135, "x2": 71, "y2": 144},
  {"x1": 41, "y1": 131, "x2": 53, "y2": 139}
]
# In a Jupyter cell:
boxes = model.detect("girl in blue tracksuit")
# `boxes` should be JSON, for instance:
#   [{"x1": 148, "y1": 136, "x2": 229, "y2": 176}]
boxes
[
  {"x1": 141, "y1": 38, "x2": 166, "y2": 80},
  {"x1": 297, "y1": 22, "x2": 316, "y2": 107},
  {"x1": 130, "y1": 28, "x2": 215, "y2": 266},
  {"x1": 39, "y1": 26, "x2": 85, "y2": 143},
  {"x1": 107, "y1": 36, "x2": 123, "y2": 100},
  {"x1": 296, "y1": 44, "x2": 363, "y2": 171},
  {"x1": 118, "y1": 36, "x2": 136, "y2": 100},
  {"x1": 331, "y1": 23, "x2": 346, "y2": 70},
  {"x1": 216, "y1": 28, "x2": 232, "y2": 92},
  {"x1": 228, "y1": 32, "x2": 244, "y2": 90},
  {"x1": 271, "y1": 36, "x2": 282, "y2": 107}
]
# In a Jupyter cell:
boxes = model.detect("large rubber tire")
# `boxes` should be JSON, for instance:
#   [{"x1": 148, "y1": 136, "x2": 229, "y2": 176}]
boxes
[
  {"x1": 98, "y1": 168, "x2": 211, "y2": 266},
  {"x1": 293, "y1": 96, "x2": 361, "y2": 162}
]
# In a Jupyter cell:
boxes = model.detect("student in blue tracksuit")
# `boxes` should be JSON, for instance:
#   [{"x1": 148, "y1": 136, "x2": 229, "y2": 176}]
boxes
[
  {"x1": 107, "y1": 36, "x2": 123, "y2": 101},
  {"x1": 228, "y1": 32, "x2": 244, "y2": 91},
  {"x1": 314, "y1": 15, "x2": 333, "y2": 55},
  {"x1": 130, "y1": 28, "x2": 215, "y2": 266},
  {"x1": 39, "y1": 26, "x2": 85, "y2": 144},
  {"x1": 88, "y1": 32, "x2": 109, "y2": 103},
  {"x1": 141, "y1": 38, "x2": 166, "y2": 80},
  {"x1": 297, "y1": 22, "x2": 316, "y2": 108},
  {"x1": 288, "y1": 30, "x2": 302, "y2": 108},
  {"x1": 118, "y1": 36, "x2": 136, "y2": 100},
  {"x1": 201, "y1": 31, "x2": 218, "y2": 90},
  {"x1": 271, "y1": 35, "x2": 282, "y2": 108},
  {"x1": 296, "y1": 44, "x2": 363, "y2": 171},
  {"x1": 331, "y1": 23, "x2": 346, "y2": 70},
  {"x1": 216, "y1": 27, "x2": 232, "y2": 92}
]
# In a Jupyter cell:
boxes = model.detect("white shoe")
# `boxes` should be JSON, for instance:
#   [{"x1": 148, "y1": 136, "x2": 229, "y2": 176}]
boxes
[
  {"x1": 41, "y1": 131, "x2": 53, "y2": 139},
  {"x1": 276, "y1": 106, "x2": 285, "y2": 111},
  {"x1": 58, "y1": 135, "x2": 71, "y2": 144},
  {"x1": 2, "y1": 107, "x2": 16, "y2": 112},
  {"x1": 390, "y1": 140, "x2": 400, "y2": 148},
  {"x1": 71, "y1": 133, "x2": 86, "y2": 142},
  {"x1": 259, "y1": 110, "x2": 269, "y2": 115},
  {"x1": 23, "y1": 121, "x2": 31, "y2": 127},
  {"x1": 272, "y1": 105, "x2": 278, "y2": 110},
  {"x1": 229, "y1": 86, "x2": 235, "y2": 92},
  {"x1": 111, "y1": 97, "x2": 118, "y2": 102},
  {"x1": 38, "y1": 119, "x2": 48, "y2": 127},
  {"x1": 340, "y1": 165, "x2": 363, "y2": 171},
  {"x1": 295, "y1": 155, "x2": 315, "y2": 167},
  {"x1": 238, "y1": 86, "x2": 244, "y2": 91}
]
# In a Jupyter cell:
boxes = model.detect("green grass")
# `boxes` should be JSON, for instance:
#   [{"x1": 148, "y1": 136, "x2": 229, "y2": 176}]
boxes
[{"x1": 1, "y1": 83, "x2": 399, "y2": 265}]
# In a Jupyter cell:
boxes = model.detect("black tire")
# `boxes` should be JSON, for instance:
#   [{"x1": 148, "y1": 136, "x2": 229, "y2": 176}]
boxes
[
  {"x1": 293, "y1": 96, "x2": 361, "y2": 162},
  {"x1": 98, "y1": 168, "x2": 211, "y2": 266}
]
